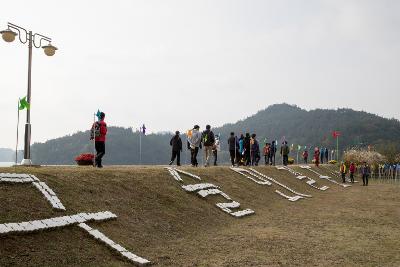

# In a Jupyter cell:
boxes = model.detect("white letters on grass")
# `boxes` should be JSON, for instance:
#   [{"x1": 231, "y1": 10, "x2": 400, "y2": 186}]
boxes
[
  {"x1": 299, "y1": 166, "x2": 352, "y2": 188},
  {"x1": 277, "y1": 166, "x2": 329, "y2": 191},
  {"x1": 230, "y1": 168, "x2": 311, "y2": 202},
  {"x1": 165, "y1": 167, "x2": 255, "y2": 217},
  {"x1": 0, "y1": 173, "x2": 65, "y2": 210},
  {"x1": 0, "y1": 173, "x2": 151, "y2": 266}
]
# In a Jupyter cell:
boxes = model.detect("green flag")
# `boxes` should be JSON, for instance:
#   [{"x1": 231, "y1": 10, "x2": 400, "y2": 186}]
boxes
[
  {"x1": 298, "y1": 145, "x2": 301, "y2": 150},
  {"x1": 18, "y1": 97, "x2": 30, "y2": 110}
]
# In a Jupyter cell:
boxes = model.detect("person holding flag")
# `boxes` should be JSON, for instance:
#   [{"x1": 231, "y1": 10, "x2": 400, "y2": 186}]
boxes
[{"x1": 90, "y1": 111, "x2": 107, "y2": 168}]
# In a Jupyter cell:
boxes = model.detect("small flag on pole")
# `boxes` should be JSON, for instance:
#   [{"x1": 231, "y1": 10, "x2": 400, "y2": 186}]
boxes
[
  {"x1": 298, "y1": 145, "x2": 301, "y2": 150},
  {"x1": 18, "y1": 97, "x2": 30, "y2": 110},
  {"x1": 332, "y1": 131, "x2": 341, "y2": 138},
  {"x1": 95, "y1": 109, "x2": 102, "y2": 120},
  {"x1": 141, "y1": 124, "x2": 146, "y2": 135}
]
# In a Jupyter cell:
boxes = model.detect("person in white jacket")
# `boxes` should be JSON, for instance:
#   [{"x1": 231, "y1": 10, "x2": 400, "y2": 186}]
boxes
[
  {"x1": 212, "y1": 134, "x2": 221, "y2": 166},
  {"x1": 187, "y1": 125, "x2": 202, "y2": 167}
]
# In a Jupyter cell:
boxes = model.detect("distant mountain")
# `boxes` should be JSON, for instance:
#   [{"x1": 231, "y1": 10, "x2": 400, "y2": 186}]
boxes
[
  {"x1": 214, "y1": 104, "x2": 400, "y2": 150},
  {"x1": 0, "y1": 148, "x2": 14, "y2": 162},
  {"x1": 28, "y1": 104, "x2": 400, "y2": 165},
  {"x1": 0, "y1": 148, "x2": 23, "y2": 162}
]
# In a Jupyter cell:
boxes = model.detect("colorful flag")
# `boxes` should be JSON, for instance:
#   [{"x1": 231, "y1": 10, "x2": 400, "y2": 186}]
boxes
[
  {"x1": 18, "y1": 97, "x2": 30, "y2": 110},
  {"x1": 95, "y1": 109, "x2": 102, "y2": 120},
  {"x1": 141, "y1": 124, "x2": 146, "y2": 135},
  {"x1": 298, "y1": 145, "x2": 301, "y2": 150},
  {"x1": 332, "y1": 131, "x2": 341, "y2": 138}
]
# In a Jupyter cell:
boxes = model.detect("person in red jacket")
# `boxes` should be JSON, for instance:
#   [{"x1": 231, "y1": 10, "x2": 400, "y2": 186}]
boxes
[
  {"x1": 91, "y1": 112, "x2": 108, "y2": 168},
  {"x1": 314, "y1": 147, "x2": 320, "y2": 167},
  {"x1": 349, "y1": 162, "x2": 356, "y2": 183}
]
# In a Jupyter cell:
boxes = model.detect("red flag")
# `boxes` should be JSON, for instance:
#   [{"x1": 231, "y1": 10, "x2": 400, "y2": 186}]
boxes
[{"x1": 332, "y1": 131, "x2": 341, "y2": 138}]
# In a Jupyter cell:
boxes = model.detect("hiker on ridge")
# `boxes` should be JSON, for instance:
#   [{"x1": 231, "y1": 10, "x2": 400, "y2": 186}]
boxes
[
  {"x1": 361, "y1": 162, "x2": 371, "y2": 186},
  {"x1": 263, "y1": 142, "x2": 271, "y2": 166},
  {"x1": 325, "y1": 148, "x2": 329, "y2": 162},
  {"x1": 202, "y1": 125, "x2": 215, "y2": 167},
  {"x1": 212, "y1": 134, "x2": 220, "y2": 166},
  {"x1": 320, "y1": 147, "x2": 325, "y2": 164},
  {"x1": 340, "y1": 161, "x2": 347, "y2": 183},
  {"x1": 228, "y1": 132, "x2": 238, "y2": 167},
  {"x1": 90, "y1": 112, "x2": 107, "y2": 168},
  {"x1": 238, "y1": 134, "x2": 245, "y2": 165},
  {"x1": 349, "y1": 162, "x2": 356, "y2": 183},
  {"x1": 251, "y1": 134, "x2": 260, "y2": 166},
  {"x1": 314, "y1": 147, "x2": 320, "y2": 167},
  {"x1": 269, "y1": 140, "x2": 277, "y2": 166},
  {"x1": 187, "y1": 125, "x2": 202, "y2": 167},
  {"x1": 169, "y1": 131, "x2": 182, "y2": 166},
  {"x1": 243, "y1": 133, "x2": 251, "y2": 165},
  {"x1": 302, "y1": 149, "x2": 309, "y2": 164},
  {"x1": 280, "y1": 141, "x2": 290, "y2": 166}
]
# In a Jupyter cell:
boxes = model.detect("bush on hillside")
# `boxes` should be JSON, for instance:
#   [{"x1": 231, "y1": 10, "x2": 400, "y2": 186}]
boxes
[{"x1": 288, "y1": 157, "x2": 295, "y2": 165}]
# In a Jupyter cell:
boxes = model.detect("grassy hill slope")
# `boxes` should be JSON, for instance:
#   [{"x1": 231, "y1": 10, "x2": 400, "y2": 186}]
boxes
[{"x1": 1, "y1": 165, "x2": 399, "y2": 266}]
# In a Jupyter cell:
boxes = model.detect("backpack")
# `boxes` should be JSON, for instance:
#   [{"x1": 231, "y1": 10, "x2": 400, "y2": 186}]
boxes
[
  {"x1": 91, "y1": 121, "x2": 102, "y2": 139},
  {"x1": 203, "y1": 131, "x2": 215, "y2": 146}
]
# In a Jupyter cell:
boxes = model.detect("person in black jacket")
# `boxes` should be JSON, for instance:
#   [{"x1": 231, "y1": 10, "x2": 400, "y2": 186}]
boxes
[
  {"x1": 169, "y1": 131, "x2": 182, "y2": 166},
  {"x1": 228, "y1": 132, "x2": 238, "y2": 167},
  {"x1": 244, "y1": 133, "x2": 251, "y2": 166},
  {"x1": 202, "y1": 125, "x2": 215, "y2": 167}
]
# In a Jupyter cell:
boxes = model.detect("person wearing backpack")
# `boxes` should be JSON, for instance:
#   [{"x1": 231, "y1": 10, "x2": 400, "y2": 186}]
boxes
[
  {"x1": 169, "y1": 131, "x2": 182, "y2": 166},
  {"x1": 188, "y1": 125, "x2": 202, "y2": 167},
  {"x1": 280, "y1": 141, "x2": 290, "y2": 166},
  {"x1": 349, "y1": 162, "x2": 356, "y2": 183},
  {"x1": 228, "y1": 132, "x2": 238, "y2": 167},
  {"x1": 202, "y1": 125, "x2": 215, "y2": 167},
  {"x1": 212, "y1": 134, "x2": 220, "y2": 166},
  {"x1": 263, "y1": 142, "x2": 271, "y2": 165},
  {"x1": 90, "y1": 112, "x2": 107, "y2": 168},
  {"x1": 302, "y1": 149, "x2": 309, "y2": 164},
  {"x1": 340, "y1": 162, "x2": 347, "y2": 183}
]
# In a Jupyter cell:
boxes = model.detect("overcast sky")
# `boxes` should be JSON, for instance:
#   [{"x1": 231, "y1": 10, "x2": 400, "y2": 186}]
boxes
[{"x1": 1, "y1": 0, "x2": 399, "y2": 149}]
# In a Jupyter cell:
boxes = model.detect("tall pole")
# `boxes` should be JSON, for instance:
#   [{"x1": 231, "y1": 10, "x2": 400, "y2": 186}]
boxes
[
  {"x1": 93, "y1": 113, "x2": 96, "y2": 167},
  {"x1": 21, "y1": 31, "x2": 33, "y2": 165},
  {"x1": 15, "y1": 99, "x2": 20, "y2": 165},
  {"x1": 336, "y1": 136, "x2": 339, "y2": 162},
  {"x1": 139, "y1": 130, "x2": 142, "y2": 165}
]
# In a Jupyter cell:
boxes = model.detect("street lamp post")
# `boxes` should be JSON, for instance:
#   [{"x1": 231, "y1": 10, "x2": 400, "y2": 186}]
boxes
[{"x1": 1, "y1": 22, "x2": 57, "y2": 165}]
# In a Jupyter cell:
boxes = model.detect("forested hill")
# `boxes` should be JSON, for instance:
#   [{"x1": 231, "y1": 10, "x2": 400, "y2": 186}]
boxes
[
  {"x1": 29, "y1": 104, "x2": 400, "y2": 165},
  {"x1": 213, "y1": 104, "x2": 400, "y2": 150}
]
